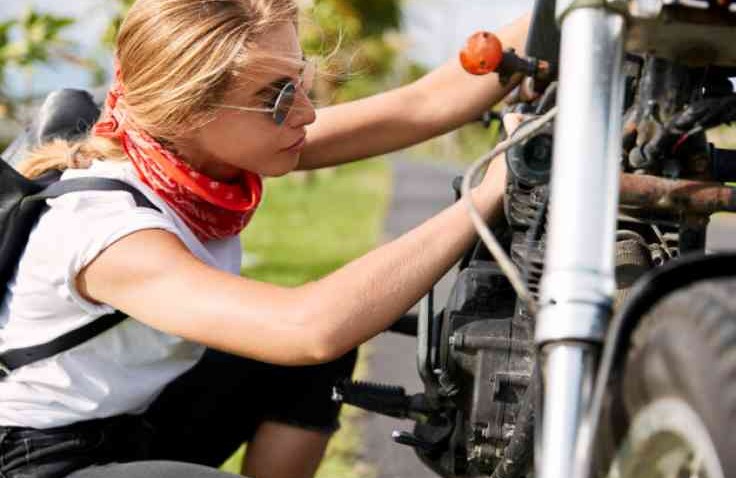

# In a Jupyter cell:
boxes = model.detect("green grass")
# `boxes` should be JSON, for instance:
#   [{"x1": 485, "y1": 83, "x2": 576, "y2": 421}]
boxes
[
  {"x1": 239, "y1": 160, "x2": 391, "y2": 285},
  {"x1": 219, "y1": 158, "x2": 391, "y2": 477},
  {"x1": 708, "y1": 125, "x2": 736, "y2": 149}
]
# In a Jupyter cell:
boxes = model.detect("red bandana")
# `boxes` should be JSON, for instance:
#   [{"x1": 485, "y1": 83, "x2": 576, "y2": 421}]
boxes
[{"x1": 92, "y1": 64, "x2": 263, "y2": 241}]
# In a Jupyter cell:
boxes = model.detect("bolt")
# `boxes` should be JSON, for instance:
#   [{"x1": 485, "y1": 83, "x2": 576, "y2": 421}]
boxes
[
  {"x1": 469, "y1": 445, "x2": 483, "y2": 460},
  {"x1": 690, "y1": 155, "x2": 709, "y2": 174},
  {"x1": 629, "y1": 146, "x2": 650, "y2": 169},
  {"x1": 450, "y1": 333, "x2": 464, "y2": 350},
  {"x1": 331, "y1": 388, "x2": 343, "y2": 402}
]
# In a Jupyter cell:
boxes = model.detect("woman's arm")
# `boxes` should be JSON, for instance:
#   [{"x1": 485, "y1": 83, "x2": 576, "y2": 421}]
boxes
[
  {"x1": 77, "y1": 158, "x2": 507, "y2": 366},
  {"x1": 298, "y1": 13, "x2": 530, "y2": 170}
]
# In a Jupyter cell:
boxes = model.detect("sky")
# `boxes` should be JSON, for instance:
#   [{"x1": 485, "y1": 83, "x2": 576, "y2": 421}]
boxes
[
  {"x1": 2, "y1": 0, "x2": 534, "y2": 97},
  {"x1": 3, "y1": 0, "x2": 114, "y2": 96},
  {"x1": 403, "y1": 0, "x2": 533, "y2": 68}
]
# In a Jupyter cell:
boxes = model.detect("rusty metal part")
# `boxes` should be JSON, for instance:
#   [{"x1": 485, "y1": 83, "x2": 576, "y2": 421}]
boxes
[
  {"x1": 535, "y1": 60, "x2": 552, "y2": 82},
  {"x1": 619, "y1": 173, "x2": 736, "y2": 215},
  {"x1": 626, "y1": 6, "x2": 736, "y2": 67}
]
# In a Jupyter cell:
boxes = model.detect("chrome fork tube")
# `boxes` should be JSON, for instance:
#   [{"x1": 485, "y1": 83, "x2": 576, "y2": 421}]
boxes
[{"x1": 535, "y1": 6, "x2": 626, "y2": 478}]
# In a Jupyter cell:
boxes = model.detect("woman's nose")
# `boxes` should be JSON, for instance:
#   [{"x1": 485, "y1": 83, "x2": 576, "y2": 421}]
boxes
[{"x1": 288, "y1": 89, "x2": 316, "y2": 128}]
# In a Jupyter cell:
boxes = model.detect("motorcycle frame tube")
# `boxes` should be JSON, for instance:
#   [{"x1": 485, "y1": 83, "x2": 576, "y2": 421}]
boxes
[
  {"x1": 535, "y1": 6, "x2": 626, "y2": 478},
  {"x1": 416, "y1": 289, "x2": 436, "y2": 389}
]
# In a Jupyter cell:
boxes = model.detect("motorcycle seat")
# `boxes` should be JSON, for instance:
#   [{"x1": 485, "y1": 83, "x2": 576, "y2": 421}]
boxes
[{"x1": 1, "y1": 89, "x2": 100, "y2": 168}]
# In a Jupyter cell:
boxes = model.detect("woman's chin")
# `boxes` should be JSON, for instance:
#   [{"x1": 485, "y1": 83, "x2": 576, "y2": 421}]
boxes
[{"x1": 261, "y1": 154, "x2": 301, "y2": 178}]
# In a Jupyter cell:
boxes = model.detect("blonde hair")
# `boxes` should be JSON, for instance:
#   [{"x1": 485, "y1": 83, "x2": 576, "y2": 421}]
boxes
[{"x1": 19, "y1": 0, "x2": 299, "y2": 179}]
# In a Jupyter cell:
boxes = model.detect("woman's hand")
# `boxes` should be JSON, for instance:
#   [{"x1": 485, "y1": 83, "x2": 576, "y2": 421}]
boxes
[
  {"x1": 502, "y1": 112, "x2": 525, "y2": 137},
  {"x1": 475, "y1": 112, "x2": 524, "y2": 214}
]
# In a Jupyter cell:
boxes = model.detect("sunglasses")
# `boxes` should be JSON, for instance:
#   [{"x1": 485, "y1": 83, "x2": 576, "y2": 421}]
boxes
[{"x1": 216, "y1": 60, "x2": 315, "y2": 126}]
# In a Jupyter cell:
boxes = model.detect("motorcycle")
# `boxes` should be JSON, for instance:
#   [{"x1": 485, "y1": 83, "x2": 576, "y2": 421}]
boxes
[{"x1": 334, "y1": 1, "x2": 736, "y2": 477}]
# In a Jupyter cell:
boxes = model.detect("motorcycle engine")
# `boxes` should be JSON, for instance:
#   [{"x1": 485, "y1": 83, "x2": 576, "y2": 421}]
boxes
[{"x1": 413, "y1": 256, "x2": 535, "y2": 476}]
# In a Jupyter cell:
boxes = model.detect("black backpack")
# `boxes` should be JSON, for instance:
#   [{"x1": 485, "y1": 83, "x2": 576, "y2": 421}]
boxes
[{"x1": 0, "y1": 89, "x2": 160, "y2": 377}]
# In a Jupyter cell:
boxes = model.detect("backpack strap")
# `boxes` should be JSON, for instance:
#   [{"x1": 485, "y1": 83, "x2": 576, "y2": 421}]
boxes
[
  {"x1": 0, "y1": 311, "x2": 128, "y2": 377},
  {"x1": 0, "y1": 178, "x2": 162, "y2": 377},
  {"x1": 27, "y1": 177, "x2": 159, "y2": 210}
]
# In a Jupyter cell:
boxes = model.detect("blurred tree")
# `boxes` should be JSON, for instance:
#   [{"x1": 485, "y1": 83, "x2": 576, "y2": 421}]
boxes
[
  {"x1": 345, "y1": 0, "x2": 400, "y2": 36},
  {"x1": 101, "y1": 0, "x2": 136, "y2": 49},
  {"x1": 94, "y1": 0, "x2": 404, "y2": 103},
  {"x1": 82, "y1": 0, "x2": 136, "y2": 87},
  {"x1": 0, "y1": 0, "x2": 406, "y2": 119},
  {"x1": 0, "y1": 8, "x2": 75, "y2": 119},
  {"x1": 299, "y1": 0, "x2": 402, "y2": 104},
  {"x1": 0, "y1": 19, "x2": 16, "y2": 119},
  {"x1": 291, "y1": 0, "x2": 402, "y2": 182},
  {"x1": 3, "y1": 10, "x2": 75, "y2": 69}
]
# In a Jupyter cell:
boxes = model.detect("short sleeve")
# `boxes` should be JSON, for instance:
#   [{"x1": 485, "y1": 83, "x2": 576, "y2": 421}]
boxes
[{"x1": 30, "y1": 189, "x2": 182, "y2": 316}]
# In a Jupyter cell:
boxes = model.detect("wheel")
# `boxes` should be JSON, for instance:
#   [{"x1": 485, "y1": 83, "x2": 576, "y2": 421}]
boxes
[{"x1": 606, "y1": 277, "x2": 736, "y2": 478}]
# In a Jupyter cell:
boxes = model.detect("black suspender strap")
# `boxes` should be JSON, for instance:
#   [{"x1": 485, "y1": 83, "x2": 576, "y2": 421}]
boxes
[
  {"x1": 0, "y1": 178, "x2": 161, "y2": 377},
  {"x1": 0, "y1": 311, "x2": 128, "y2": 377}
]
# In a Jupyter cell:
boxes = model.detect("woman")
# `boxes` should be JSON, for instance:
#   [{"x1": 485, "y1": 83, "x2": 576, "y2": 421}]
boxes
[{"x1": 2, "y1": 1, "x2": 529, "y2": 477}]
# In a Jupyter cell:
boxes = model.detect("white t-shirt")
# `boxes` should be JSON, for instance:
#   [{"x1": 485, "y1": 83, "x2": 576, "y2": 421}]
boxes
[{"x1": 0, "y1": 160, "x2": 244, "y2": 428}]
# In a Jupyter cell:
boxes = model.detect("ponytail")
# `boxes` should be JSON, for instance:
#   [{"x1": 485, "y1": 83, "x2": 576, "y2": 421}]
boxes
[{"x1": 18, "y1": 136, "x2": 127, "y2": 179}]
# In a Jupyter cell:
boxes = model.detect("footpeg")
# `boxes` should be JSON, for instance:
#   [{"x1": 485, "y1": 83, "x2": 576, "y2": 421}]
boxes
[
  {"x1": 392, "y1": 430, "x2": 440, "y2": 453},
  {"x1": 332, "y1": 380, "x2": 431, "y2": 420}
]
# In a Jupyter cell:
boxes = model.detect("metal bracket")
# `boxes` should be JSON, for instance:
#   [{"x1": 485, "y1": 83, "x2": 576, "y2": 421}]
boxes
[
  {"x1": 0, "y1": 361, "x2": 10, "y2": 379},
  {"x1": 556, "y1": 0, "x2": 628, "y2": 22},
  {"x1": 535, "y1": 301, "x2": 610, "y2": 344}
]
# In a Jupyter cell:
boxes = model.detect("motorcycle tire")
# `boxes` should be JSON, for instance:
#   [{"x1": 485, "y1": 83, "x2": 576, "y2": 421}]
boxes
[{"x1": 607, "y1": 277, "x2": 736, "y2": 478}]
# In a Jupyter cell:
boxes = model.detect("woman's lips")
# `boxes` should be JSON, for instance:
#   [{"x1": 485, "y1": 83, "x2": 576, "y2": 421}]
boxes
[{"x1": 283, "y1": 135, "x2": 306, "y2": 152}]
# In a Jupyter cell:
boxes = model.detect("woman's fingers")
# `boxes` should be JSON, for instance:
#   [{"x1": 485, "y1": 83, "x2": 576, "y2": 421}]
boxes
[{"x1": 502, "y1": 112, "x2": 525, "y2": 136}]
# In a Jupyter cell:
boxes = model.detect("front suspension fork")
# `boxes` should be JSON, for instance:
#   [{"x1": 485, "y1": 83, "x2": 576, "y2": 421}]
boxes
[{"x1": 535, "y1": 4, "x2": 626, "y2": 478}]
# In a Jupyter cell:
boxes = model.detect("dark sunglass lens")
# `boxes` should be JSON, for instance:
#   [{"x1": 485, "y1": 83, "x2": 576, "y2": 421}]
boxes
[{"x1": 273, "y1": 83, "x2": 296, "y2": 125}]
